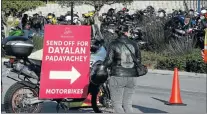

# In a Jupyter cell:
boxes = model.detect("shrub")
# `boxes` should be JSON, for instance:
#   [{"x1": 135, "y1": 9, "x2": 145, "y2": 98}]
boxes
[
  {"x1": 166, "y1": 34, "x2": 197, "y2": 56},
  {"x1": 32, "y1": 36, "x2": 44, "y2": 52},
  {"x1": 156, "y1": 55, "x2": 186, "y2": 71},
  {"x1": 185, "y1": 49, "x2": 206, "y2": 73},
  {"x1": 155, "y1": 49, "x2": 206, "y2": 73},
  {"x1": 141, "y1": 51, "x2": 167, "y2": 69},
  {"x1": 140, "y1": 16, "x2": 167, "y2": 52}
]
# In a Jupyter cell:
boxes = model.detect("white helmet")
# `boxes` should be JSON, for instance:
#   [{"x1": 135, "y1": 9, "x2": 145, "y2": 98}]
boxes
[
  {"x1": 201, "y1": 9, "x2": 207, "y2": 14},
  {"x1": 158, "y1": 12, "x2": 165, "y2": 18},
  {"x1": 65, "y1": 15, "x2": 71, "y2": 21}
]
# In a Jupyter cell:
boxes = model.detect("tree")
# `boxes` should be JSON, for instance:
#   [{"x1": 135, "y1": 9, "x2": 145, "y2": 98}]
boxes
[
  {"x1": 57, "y1": 0, "x2": 133, "y2": 29},
  {"x1": 2, "y1": 0, "x2": 46, "y2": 37},
  {"x1": 2, "y1": 0, "x2": 46, "y2": 16},
  {"x1": 57, "y1": 0, "x2": 133, "y2": 11}
]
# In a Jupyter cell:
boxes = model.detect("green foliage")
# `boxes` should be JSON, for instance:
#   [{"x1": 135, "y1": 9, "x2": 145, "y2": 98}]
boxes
[
  {"x1": 2, "y1": 0, "x2": 46, "y2": 14},
  {"x1": 156, "y1": 55, "x2": 186, "y2": 71},
  {"x1": 57, "y1": 0, "x2": 133, "y2": 10},
  {"x1": 185, "y1": 49, "x2": 206, "y2": 73},
  {"x1": 32, "y1": 36, "x2": 44, "y2": 52},
  {"x1": 154, "y1": 49, "x2": 206, "y2": 73},
  {"x1": 141, "y1": 51, "x2": 166, "y2": 68}
]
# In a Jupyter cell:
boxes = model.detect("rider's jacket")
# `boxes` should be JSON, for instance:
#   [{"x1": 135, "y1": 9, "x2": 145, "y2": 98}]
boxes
[
  {"x1": 201, "y1": 19, "x2": 207, "y2": 29},
  {"x1": 102, "y1": 34, "x2": 141, "y2": 77}
]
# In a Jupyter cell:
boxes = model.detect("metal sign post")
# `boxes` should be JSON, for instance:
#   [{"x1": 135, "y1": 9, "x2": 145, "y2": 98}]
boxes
[
  {"x1": 198, "y1": 0, "x2": 201, "y2": 12},
  {"x1": 71, "y1": 1, "x2": 74, "y2": 25}
]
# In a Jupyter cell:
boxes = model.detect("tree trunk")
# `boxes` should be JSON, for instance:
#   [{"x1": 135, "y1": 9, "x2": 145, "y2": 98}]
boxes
[
  {"x1": 93, "y1": 4, "x2": 103, "y2": 30},
  {"x1": 93, "y1": 6, "x2": 104, "y2": 39},
  {"x1": 5, "y1": 26, "x2": 11, "y2": 37}
]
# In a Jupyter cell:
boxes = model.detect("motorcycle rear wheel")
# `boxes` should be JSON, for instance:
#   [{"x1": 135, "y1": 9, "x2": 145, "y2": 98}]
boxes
[
  {"x1": 91, "y1": 84, "x2": 113, "y2": 113},
  {"x1": 4, "y1": 82, "x2": 43, "y2": 113}
]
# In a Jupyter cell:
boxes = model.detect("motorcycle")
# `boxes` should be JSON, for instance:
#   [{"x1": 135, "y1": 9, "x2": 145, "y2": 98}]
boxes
[
  {"x1": 2, "y1": 28, "x2": 112, "y2": 113},
  {"x1": 57, "y1": 13, "x2": 81, "y2": 25},
  {"x1": 9, "y1": 26, "x2": 24, "y2": 36}
]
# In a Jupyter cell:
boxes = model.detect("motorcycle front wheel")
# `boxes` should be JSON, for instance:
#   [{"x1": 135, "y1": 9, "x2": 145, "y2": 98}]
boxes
[{"x1": 4, "y1": 82, "x2": 43, "y2": 113}]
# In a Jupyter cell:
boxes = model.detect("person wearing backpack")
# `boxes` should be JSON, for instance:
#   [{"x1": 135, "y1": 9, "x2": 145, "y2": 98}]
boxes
[{"x1": 93, "y1": 24, "x2": 146, "y2": 113}]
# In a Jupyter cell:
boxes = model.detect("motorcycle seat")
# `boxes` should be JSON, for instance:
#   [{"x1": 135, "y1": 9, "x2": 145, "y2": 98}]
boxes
[
  {"x1": 2, "y1": 36, "x2": 29, "y2": 45},
  {"x1": 28, "y1": 58, "x2": 42, "y2": 66}
]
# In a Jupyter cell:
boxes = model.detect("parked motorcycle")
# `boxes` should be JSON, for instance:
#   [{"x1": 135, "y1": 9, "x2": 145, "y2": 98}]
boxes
[
  {"x1": 2, "y1": 30, "x2": 112, "y2": 113},
  {"x1": 9, "y1": 26, "x2": 24, "y2": 36}
]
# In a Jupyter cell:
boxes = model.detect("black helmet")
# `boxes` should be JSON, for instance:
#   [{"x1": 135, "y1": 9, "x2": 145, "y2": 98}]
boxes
[
  {"x1": 146, "y1": 6, "x2": 155, "y2": 13},
  {"x1": 124, "y1": 14, "x2": 131, "y2": 21},
  {"x1": 115, "y1": 24, "x2": 129, "y2": 36},
  {"x1": 90, "y1": 65, "x2": 108, "y2": 85},
  {"x1": 158, "y1": 8, "x2": 166, "y2": 13},
  {"x1": 107, "y1": 8, "x2": 115, "y2": 16},
  {"x1": 116, "y1": 24, "x2": 129, "y2": 33}
]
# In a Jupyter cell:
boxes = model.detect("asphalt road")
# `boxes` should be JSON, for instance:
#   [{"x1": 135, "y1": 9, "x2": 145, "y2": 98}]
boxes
[{"x1": 1, "y1": 61, "x2": 206, "y2": 113}]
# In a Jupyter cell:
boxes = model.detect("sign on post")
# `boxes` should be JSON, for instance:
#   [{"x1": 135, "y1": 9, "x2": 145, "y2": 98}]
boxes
[{"x1": 39, "y1": 25, "x2": 91, "y2": 99}]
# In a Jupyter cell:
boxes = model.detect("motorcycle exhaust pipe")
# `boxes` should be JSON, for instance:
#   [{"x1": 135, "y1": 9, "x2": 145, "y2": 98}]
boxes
[
  {"x1": 26, "y1": 97, "x2": 45, "y2": 105},
  {"x1": 27, "y1": 97, "x2": 74, "y2": 105}
]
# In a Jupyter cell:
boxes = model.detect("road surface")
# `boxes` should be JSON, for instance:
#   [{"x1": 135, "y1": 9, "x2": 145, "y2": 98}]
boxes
[{"x1": 1, "y1": 61, "x2": 206, "y2": 113}]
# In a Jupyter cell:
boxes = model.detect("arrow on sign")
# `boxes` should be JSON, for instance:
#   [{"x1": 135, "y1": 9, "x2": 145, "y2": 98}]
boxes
[{"x1": 49, "y1": 66, "x2": 81, "y2": 84}]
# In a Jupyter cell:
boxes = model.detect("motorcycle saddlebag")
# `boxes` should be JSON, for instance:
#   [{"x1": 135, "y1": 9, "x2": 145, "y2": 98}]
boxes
[{"x1": 4, "y1": 40, "x2": 34, "y2": 57}]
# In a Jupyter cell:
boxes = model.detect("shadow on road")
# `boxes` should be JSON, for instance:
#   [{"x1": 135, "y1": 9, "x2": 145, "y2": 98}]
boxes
[
  {"x1": 41, "y1": 102, "x2": 94, "y2": 113},
  {"x1": 1, "y1": 102, "x2": 94, "y2": 113},
  {"x1": 132, "y1": 105, "x2": 168, "y2": 113},
  {"x1": 152, "y1": 97, "x2": 187, "y2": 106},
  {"x1": 152, "y1": 97, "x2": 169, "y2": 104}
]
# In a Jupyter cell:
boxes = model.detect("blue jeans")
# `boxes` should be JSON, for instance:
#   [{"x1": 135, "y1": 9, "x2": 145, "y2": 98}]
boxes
[{"x1": 109, "y1": 76, "x2": 137, "y2": 113}]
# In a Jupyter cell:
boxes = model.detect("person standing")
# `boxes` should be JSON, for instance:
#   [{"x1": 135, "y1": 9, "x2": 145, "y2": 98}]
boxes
[
  {"x1": 21, "y1": 14, "x2": 30, "y2": 38},
  {"x1": 95, "y1": 24, "x2": 142, "y2": 113}
]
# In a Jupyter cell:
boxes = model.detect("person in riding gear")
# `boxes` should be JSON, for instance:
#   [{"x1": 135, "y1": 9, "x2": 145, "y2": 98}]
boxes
[
  {"x1": 200, "y1": 9, "x2": 207, "y2": 29},
  {"x1": 188, "y1": 9, "x2": 195, "y2": 18},
  {"x1": 21, "y1": 14, "x2": 29, "y2": 29},
  {"x1": 157, "y1": 8, "x2": 166, "y2": 18},
  {"x1": 146, "y1": 6, "x2": 155, "y2": 16},
  {"x1": 47, "y1": 13, "x2": 57, "y2": 25},
  {"x1": 21, "y1": 14, "x2": 30, "y2": 37},
  {"x1": 38, "y1": 11, "x2": 46, "y2": 30},
  {"x1": 94, "y1": 24, "x2": 141, "y2": 113},
  {"x1": 122, "y1": 7, "x2": 129, "y2": 13},
  {"x1": 107, "y1": 8, "x2": 115, "y2": 17}
]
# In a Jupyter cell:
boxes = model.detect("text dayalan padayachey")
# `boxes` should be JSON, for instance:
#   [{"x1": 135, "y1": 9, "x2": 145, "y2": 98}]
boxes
[{"x1": 44, "y1": 40, "x2": 89, "y2": 62}]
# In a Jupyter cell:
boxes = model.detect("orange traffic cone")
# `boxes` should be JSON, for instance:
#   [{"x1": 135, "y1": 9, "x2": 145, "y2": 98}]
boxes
[{"x1": 165, "y1": 68, "x2": 187, "y2": 106}]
